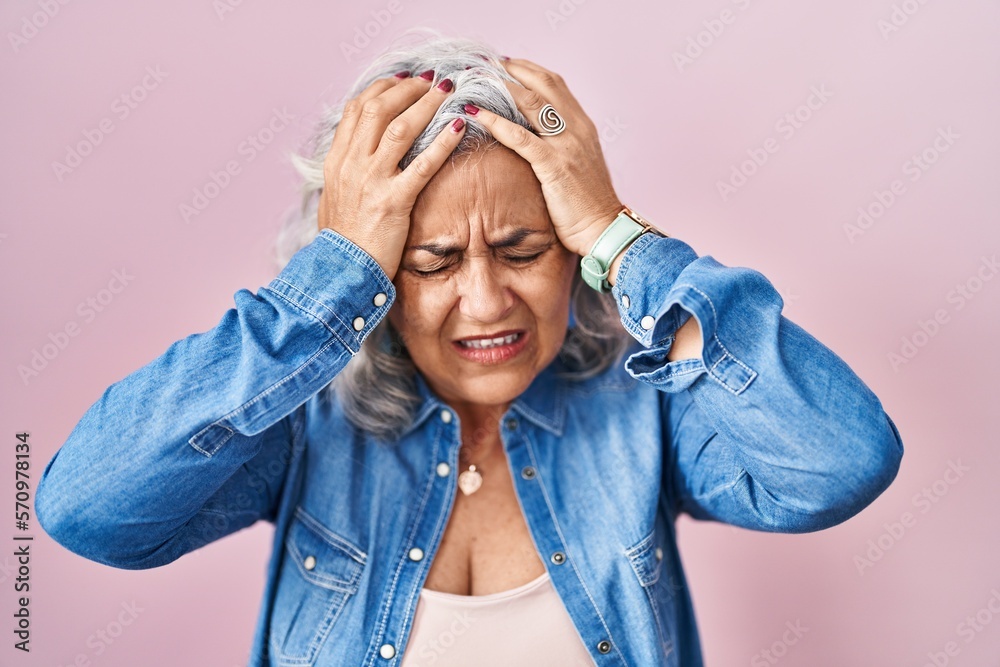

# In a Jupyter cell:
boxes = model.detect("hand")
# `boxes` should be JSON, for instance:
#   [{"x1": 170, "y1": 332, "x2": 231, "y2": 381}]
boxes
[
  {"x1": 464, "y1": 58, "x2": 624, "y2": 257},
  {"x1": 318, "y1": 71, "x2": 467, "y2": 281}
]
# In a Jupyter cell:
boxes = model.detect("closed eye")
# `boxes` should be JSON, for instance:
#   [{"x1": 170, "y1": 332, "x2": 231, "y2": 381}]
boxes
[
  {"x1": 505, "y1": 252, "x2": 544, "y2": 264},
  {"x1": 412, "y1": 251, "x2": 545, "y2": 276}
]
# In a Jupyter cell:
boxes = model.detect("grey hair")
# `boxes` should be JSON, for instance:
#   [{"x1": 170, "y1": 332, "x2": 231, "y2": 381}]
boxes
[{"x1": 271, "y1": 27, "x2": 634, "y2": 443}]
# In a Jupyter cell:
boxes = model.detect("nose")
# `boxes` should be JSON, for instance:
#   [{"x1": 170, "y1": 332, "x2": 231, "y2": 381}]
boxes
[{"x1": 456, "y1": 256, "x2": 514, "y2": 324}]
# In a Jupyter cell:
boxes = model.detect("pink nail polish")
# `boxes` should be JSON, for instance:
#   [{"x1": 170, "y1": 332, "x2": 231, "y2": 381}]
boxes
[
  {"x1": 418, "y1": 69, "x2": 435, "y2": 81},
  {"x1": 463, "y1": 103, "x2": 479, "y2": 115},
  {"x1": 394, "y1": 71, "x2": 411, "y2": 79},
  {"x1": 451, "y1": 118, "x2": 466, "y2": 132},
  {"x1": 437, "y1": 78, "x2": 453, "y2": 93}
]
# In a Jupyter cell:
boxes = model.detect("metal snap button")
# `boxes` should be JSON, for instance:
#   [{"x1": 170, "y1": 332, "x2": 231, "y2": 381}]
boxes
[
  {"x1": 622, "y1": 294, "x2": 630, "y2": 309},
  {"x1": 373, "y1": 292, "x2": 387, "y2": 307},
  {"x1": 597, "y1": 640, "x2": 612, "y2": 654},
  {"x1": 408, "y1": 547, "x2": 424, "y2": 561},
  {"x1": 379, "y1": 643, "x2": 396, "y2": 659},
  {"x1": 353, "y1": 316, "x2": 365, "y2": 331},
  {"x1": 640, "y1": 315, "x2": 655, "y2": 330},
  {"x1": 655, "y1": 547, "x2": 663, "y2": 561},
  {"x1": 303, "y1": 555, "x2": 316, "y2": 571},
  {"x1": 505, "y1": 417, "x2": 518, "y2": 430},
  {"x1": 440, "y1": 409, "x2": 452, "y2": 423},
  {"x1": 521, "y1": 466, "x2": 536, "y2": 479},
  {"x1": 436, "y1": 462, "x2": 451, "y2": 477},
  {"x1": 550, "y1": 551, "x2": 566, "y2": 565}
]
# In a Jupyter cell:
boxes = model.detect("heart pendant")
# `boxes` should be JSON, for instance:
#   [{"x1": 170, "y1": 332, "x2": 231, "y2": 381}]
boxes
[{"x1": 458, "y1": 465, "x2": 482, "y2": 496}]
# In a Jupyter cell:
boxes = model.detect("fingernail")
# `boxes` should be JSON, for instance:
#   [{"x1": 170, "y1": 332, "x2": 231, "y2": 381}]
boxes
[
  {"x1": 451, "y1": 118, "x2": 466, "y2": 132},
  {"x1": 463, "y1": 103, "x2": 479, "y2": 115},
  {"x1": 418, "y1": 69, "x2": 435, "y2": 81},
  {"x1": 437, "y1": 78, "x2": 453, "y2": 93},
  {"x1": 500, "y1": 55, "x2": 511, "y2": 61},
  {"x1": 394, "y1": 71, "x2": 411, "y2": 79}
]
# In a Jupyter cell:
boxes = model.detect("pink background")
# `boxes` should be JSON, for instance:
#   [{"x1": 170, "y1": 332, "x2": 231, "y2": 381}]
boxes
[{"x1": 3, "y1": 1, "x2": 999, "y2": 665}]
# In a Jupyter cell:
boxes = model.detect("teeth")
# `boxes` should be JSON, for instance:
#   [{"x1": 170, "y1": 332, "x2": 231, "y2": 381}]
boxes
[{"x1": 459, "y1": 333, "x2": 520, "y2": 349}]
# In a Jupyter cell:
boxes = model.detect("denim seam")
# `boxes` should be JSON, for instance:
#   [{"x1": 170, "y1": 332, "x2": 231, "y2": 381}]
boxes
[
  {"x1": 629, "y1": 529, "x2": 676, "y2": 665},
  {"x1": 674, "y1": 283, "x2": 756, "y2": 395},
  {"x1": 187, "y1": 335, "x2": 342, "y2": 458},
  {"x1": 524, "y1": 435, "x2": 630, "y2": 665},
  {"x1": 276, "y1": 510, "x2": 364, "y2": 665},
  {"x1": 389, "y1": 426, "x2": 445, "y2": 667},
  {"x1": 269, "y1": 277, "x2": 349, "y2": 340},
  {"x1": 614, "y1": 232, "x2": 657, "y2": 342},
  {"x1": 315, "y1": 230, "x2": 395, "y2": 296},
  {"x1": 295, "y1": 506, "x2": 367, "y2": 564},
  {"x1": 188, "y1": 424, "x2": 235, "y2": 458},
  {"x1": 268, "y1": 284, "x2": 353, "y2": 352}
]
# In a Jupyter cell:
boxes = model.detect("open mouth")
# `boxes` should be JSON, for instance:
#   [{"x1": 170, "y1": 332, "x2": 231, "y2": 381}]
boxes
[
  {"x1": 451, "y1": 330, "x2": 529, "y2": 364},
  {"x1": 455, "y1": 331, "x2": 524, "y2": 349}
]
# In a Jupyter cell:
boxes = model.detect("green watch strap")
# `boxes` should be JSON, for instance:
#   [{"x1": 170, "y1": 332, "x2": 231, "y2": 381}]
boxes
[{"x1": 580, "y1": 211, "x2": 647, "y2": 293}]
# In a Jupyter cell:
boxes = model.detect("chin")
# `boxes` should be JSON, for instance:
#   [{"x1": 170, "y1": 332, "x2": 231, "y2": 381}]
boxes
[{"x1": 423, "y1": 360, "x2": 534, "y2": 410}]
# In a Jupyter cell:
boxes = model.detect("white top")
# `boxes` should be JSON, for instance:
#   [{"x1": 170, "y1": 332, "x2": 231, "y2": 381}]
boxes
[{"x1": 398, "y1": 571, "x2": 596, "y2": 666}]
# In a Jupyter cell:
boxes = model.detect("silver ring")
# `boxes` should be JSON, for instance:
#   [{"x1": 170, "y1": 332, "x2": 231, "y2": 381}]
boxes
[{"x1": 536, "y1": 104, "x2": 567, "y2": 136}]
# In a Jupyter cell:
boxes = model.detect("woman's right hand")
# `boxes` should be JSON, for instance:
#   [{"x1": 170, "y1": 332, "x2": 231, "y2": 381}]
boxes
[{"x1": 318, "y1": 71, "x2": 466, "y2": 281}]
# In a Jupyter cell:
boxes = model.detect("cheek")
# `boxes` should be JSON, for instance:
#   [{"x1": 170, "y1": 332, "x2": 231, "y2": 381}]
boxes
[{"x1": 390, "y1": 280, "x2": 450, "y2": 336}]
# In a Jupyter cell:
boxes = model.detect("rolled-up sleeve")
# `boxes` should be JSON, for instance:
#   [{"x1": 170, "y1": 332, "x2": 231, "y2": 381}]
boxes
[
  {"x1": 611, "y1": 231, "x2": 904, "y2": 533},
  {"x1": 35, "y1": 229, "x2": 395, "y2": 568}
]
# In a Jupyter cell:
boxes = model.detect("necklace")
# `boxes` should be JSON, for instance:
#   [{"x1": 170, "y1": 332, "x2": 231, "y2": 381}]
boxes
[{"x1": 457, "y1": 439, "x2": 484, "y2": 496}]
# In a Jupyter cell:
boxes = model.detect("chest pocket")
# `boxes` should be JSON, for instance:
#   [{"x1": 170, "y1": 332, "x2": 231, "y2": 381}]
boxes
[
  {"x1": 626, "y1": 523, "x2": 678, "y2": 665},
  {"x1": 269, "y1": 505, "x2": 366, "y2": 666}
]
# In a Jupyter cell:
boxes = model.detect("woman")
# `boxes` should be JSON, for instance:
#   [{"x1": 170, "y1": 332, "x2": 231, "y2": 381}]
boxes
[{"x1": 36, "y1": 32, "x2": 904, "y2": 667}]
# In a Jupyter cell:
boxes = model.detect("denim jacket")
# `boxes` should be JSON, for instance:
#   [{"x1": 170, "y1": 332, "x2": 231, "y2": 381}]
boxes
[{"x1": 36, "y1": 227, "x2": 904, "y2": 667}]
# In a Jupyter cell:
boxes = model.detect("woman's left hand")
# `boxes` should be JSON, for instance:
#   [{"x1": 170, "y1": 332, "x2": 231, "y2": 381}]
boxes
[{"x1": 466, "y1": 58, "x2": 624, "y2": 257}]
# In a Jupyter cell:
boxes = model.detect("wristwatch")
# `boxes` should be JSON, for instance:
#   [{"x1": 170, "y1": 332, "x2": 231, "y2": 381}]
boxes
[{"x1": 580, "y1": 206, "x2": 667, "y2": 293}]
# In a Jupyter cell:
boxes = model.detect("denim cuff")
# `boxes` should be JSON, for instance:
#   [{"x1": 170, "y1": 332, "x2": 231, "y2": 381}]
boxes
[{"x1": 266, "y1": 229, "x2": 396, "y2": 354}]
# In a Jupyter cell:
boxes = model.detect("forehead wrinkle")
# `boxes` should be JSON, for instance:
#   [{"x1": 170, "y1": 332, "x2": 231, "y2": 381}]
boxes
[
  {"x1": 407, "y1": 147, "x2": 550, "y2": 257},
  {"x1": 406, "y1": 227, "x2": 547, "y2": 257}
]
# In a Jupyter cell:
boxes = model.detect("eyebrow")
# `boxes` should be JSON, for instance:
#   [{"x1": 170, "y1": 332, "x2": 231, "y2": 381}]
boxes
[{"x1": 406, "y1": 228, "x2": 545, "y2": 256}]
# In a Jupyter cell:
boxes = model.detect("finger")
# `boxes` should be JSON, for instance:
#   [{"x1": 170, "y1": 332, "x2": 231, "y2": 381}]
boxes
[
  {"x1": 372, "y1": 76, "x2": 458, "y2": 173},
  {"x1": 501, "y1": 62, "x2": 585, "y2": 119},
  {"x1": 329, "y1": 76, "x2": 400, "y2": 164},
  {"x1": 352, "y1": 72, "x2": 441, "y2": 157},
  {"x1": 464, "y1": 103, "x2": 549, "y2": 168},
  {"x1": 394, "y1": 117, "x2": 468, "y2": 201}
]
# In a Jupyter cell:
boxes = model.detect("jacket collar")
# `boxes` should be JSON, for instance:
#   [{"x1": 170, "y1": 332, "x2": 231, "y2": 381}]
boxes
[{"x1": 402, "y1": 356, "x2": 569, "y2": 438}]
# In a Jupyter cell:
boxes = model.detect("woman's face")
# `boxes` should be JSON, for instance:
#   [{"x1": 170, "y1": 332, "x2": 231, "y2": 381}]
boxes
[{"x1": 388, "y1": 145, "x2": 577, "y2": 418}]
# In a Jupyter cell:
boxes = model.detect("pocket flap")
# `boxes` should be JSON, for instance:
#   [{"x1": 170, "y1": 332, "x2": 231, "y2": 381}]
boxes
[
  {"x1": 626, "y1": 528, "x2": 662, "y2": 588},
  {"x1": 285, "y1": 507, "x2": 366, "y2": 593}
]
